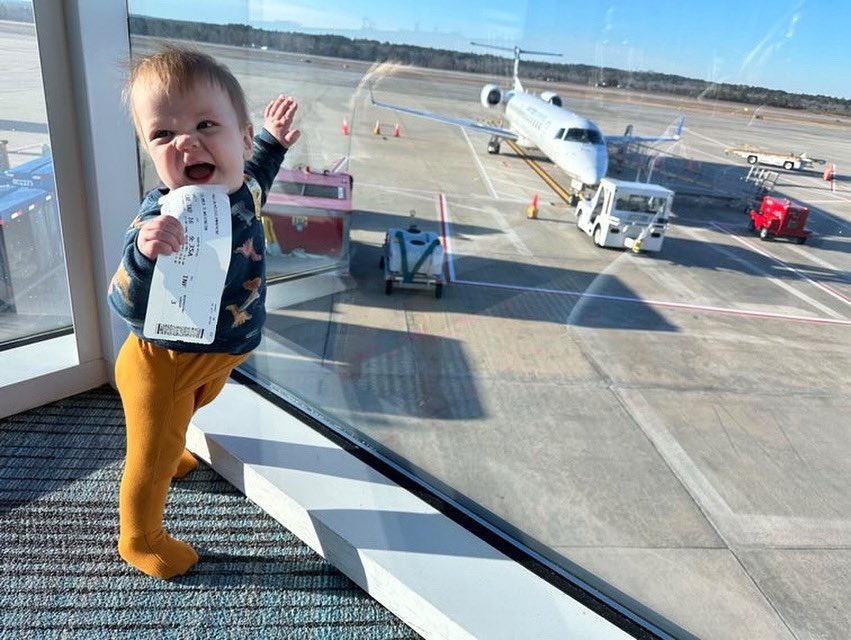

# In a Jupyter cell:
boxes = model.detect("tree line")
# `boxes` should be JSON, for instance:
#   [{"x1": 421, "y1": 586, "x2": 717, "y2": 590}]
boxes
[
  {"x1": 128, "y1": 16, "x2": 851, "y2": 116},
  {"x1": 3, "y1": 1, "x2": 848, "y2": 117}
]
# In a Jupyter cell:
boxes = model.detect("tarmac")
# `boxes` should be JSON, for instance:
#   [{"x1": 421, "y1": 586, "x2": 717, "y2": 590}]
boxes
[
  {"x1": 3, "y1": 27, "x2": 850, "y2": 639},
  {"x1": 223, "y1": 42, "x2": 850, "y2": 640}
]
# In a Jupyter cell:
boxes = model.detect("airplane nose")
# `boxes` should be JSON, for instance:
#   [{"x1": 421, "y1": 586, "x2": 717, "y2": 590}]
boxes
[
  {"x1": 578, "y1": 147, "x2": 608, "y2": 185},
  {"x1": 595, "y1": 148, "x2": 608, "y2": 182}
]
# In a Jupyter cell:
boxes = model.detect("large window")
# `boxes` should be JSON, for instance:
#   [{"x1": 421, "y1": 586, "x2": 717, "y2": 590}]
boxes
[
  {"x1": 0, "y1": 12, "x2": 74, "y2": 383},
  {"x1": 125, "y1": 2, "x2": 850, "y2": 638}
]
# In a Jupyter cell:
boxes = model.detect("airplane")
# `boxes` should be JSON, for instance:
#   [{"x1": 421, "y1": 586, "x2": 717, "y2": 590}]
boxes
[{"x1": 371, "y1": 42, "x2": 684, "y2": 204}]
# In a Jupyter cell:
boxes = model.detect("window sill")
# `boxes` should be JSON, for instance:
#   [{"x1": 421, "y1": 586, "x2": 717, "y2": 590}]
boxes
[{"x1": 188, "y1": 380, "x2": 632, "y2": 639}]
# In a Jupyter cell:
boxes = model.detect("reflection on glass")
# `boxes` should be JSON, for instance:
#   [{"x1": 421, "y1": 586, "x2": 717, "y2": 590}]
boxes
[
  {"x1": 127, "y1": 2, "x2": 850, "y2": 638},
  {"x1": 263, "y1": 168, "x2": 353, "y2": 283},
  {"x1": 0, "y1": 5, "x2": 73, "y2": 362}
]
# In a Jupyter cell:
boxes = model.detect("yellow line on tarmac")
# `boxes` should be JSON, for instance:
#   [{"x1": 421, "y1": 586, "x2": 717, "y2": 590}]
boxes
[{"x1": 505, "y1": 139, "x2": 574, "y2": 205}]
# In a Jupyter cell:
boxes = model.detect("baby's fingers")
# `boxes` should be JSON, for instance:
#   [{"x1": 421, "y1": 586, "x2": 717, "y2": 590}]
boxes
[{"x1": 265, "y1": 95, "x2": 297, "y2": 120}]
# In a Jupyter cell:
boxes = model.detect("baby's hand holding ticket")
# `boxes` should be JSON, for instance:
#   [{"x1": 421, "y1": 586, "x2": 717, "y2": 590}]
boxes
[{"x1": 143, "y1": 185, "x2": 232, "y2": 344}]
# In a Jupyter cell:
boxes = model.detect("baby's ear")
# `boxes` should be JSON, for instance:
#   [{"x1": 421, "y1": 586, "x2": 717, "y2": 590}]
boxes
[{"x1": 242, "y1": 124, "x2": 254, "y2": 160}]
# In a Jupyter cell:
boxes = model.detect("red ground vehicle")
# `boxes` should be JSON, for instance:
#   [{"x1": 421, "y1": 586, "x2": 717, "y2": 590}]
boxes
[{"x1": 747, "y1": 195, "x2": 812, "y2": 243}]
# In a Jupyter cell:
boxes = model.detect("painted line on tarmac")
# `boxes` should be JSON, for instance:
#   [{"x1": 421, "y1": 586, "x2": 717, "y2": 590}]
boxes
[
  {"x1": 459, "y1": 127, "x2": 498, "y2": 199},
  {"x1": 452, "y1": 278, "x2": 851, "y2": 326},
  {"x1": 436, "y1": 192, "x2": 456, "y2": 283},
  {"x1": 330, "y1": 156, "x2": 349, "y2": 173},
  {"x1": 784, "y1": 241, "x2": 850, "y2": 276},
  {"x1": 616, "y1": 388, "x2": 851, "y2": 548},
  {"x1": 712, "y1": 221, "x2": 851, "y2": 307},
  {"x1": 679, "y1": 225, "x2": 846, "y2": 320}
]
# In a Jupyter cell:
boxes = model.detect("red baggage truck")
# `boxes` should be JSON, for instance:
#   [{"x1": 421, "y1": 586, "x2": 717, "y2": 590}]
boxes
[{"x1": 748, "y1": 196, "x2": 812, "y2": 244}]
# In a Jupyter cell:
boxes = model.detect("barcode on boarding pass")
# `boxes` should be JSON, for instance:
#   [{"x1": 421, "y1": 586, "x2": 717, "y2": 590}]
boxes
[{"x1": 156, "y1": 323, "x2": 204, "y2": 340}]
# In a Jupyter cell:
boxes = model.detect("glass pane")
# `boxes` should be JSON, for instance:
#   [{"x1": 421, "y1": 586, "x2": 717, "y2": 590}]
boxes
[
  {"x1": 126, "y1": 3, "x2": 851, "y2": 638},
  {"x1": 0, "y1": 4, "x2": 75, "y2": 381}
]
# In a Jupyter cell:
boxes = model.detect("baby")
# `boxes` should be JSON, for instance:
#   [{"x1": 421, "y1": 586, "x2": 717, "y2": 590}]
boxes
[{"x1": 108, "y1": 45, "x2": 299, "y2": 579}]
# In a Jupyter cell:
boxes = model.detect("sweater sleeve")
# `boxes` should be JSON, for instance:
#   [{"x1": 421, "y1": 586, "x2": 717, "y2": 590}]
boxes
[
  {"x1": 107, "y1": 200, "x2": 161, "y2": 328},
  {"x1": 244, "y1": 128, "x2": 287, "y2": 203}
]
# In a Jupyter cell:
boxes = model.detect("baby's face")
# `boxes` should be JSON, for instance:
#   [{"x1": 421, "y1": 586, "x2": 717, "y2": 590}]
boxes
[{"x1": 133, "y1": 80, "x2": 252, "y2": 193}]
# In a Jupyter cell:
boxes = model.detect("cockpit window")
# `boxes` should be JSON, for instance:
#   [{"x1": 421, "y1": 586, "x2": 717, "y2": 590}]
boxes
[
  {"x1": 554, "y1": 128, "x2": 565, "y2": 139},
  {"x1": 564, "y1": 128, "x2": 603, "y2": 144}
]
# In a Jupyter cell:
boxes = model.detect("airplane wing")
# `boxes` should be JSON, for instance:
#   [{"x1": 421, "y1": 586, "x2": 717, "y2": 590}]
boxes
[
  {"x1": 370, "y1": 91, "x2": 519, "y2": 140},
  {"x1": 604, "y1": 116, "x2": 684, "y2": 145}
]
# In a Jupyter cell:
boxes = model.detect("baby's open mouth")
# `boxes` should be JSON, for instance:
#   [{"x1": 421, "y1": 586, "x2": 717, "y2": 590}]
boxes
[{"x1": 185, "y1": 163, "x2": 215, "y2": 182}]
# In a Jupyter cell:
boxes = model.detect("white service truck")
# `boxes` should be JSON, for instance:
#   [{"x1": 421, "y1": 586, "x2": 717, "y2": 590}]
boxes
[
  {"x1": 724, "y1": 145, "x2": 826, "y2": 171},
  {"x1": 575, "y1": 178, "x2": 673, "y2": 253}
]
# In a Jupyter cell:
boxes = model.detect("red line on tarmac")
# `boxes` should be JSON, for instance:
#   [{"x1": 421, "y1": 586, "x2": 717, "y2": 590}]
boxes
[
  {"x1": 711, "y1": 222, "x2": 851, "y2": 307},
  {"x1": 452, "y1": 278, "x2": 851, "y2": 326}
]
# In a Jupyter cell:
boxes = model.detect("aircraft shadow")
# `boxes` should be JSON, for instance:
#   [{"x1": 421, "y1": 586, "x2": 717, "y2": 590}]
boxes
[{"x1": 660, "y1": 233, "x2": 851, "y2": 287}]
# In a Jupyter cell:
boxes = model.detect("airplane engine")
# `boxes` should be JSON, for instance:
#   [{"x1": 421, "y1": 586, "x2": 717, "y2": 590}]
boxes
[
  {"x1": 540, "y1": 91, "x2": 563, "y2": 107},
  {"x1": 480, "y1": 84, "x2": 503, "y2": 108}
]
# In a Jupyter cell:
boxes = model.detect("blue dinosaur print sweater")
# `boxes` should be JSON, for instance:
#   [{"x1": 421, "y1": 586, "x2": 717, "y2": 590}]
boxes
[{"x1": 108, "y1": 129, "x2": 286, "y2": 355}]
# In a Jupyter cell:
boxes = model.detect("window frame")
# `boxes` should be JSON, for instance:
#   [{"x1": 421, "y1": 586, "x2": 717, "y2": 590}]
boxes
[{"x1": 0, "y1": 0, "x2": 137, "y2": 417}]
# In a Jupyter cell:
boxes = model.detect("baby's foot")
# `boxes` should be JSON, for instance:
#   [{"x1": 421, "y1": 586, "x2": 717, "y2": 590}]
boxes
[
  {"x1": 118, "y1": 529, "x2": 198, "y2": 579},
  {"x1": 172, "y1": 449, "x2": 199, "y2": 479}
]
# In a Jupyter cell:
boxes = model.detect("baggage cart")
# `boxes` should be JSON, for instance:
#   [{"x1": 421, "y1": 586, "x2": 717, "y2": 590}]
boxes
[{"x1": 379, "y1": 225, "x2": 445, "y2": 298}]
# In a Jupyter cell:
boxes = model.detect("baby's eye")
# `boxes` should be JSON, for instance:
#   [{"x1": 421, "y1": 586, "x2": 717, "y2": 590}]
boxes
[
  {"x1": 150, "y1": 129, "x2": 172, "y2": 141},
  {"x1": 197, "y1": 120, "x2": 217, "y2": 130}
]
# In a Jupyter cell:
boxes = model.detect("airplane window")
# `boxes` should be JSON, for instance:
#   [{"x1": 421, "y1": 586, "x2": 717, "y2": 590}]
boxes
[{"x1": 555, "y1": 128, "x2": 565, "y2": 139}]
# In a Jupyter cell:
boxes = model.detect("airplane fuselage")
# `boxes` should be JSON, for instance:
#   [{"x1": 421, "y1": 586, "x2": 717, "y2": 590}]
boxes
[{"x1": 503, "y1": 92, "x2": 608, "y2": 186}]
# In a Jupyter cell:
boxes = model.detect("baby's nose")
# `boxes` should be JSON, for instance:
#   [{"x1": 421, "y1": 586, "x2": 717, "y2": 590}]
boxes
[{"x1": 174, "y1": 133, "x2": 199, "y2": 150}]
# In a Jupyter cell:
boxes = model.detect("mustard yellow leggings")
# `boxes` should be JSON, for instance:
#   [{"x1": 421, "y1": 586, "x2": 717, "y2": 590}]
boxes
[{"x1": 114, "y1": 333, "x2": 247, "y2": 579}]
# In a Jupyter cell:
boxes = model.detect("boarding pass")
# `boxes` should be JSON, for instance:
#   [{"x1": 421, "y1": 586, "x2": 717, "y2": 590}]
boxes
[{"x1": 143, "y1": 185, "x2": 231, "y2": 344}]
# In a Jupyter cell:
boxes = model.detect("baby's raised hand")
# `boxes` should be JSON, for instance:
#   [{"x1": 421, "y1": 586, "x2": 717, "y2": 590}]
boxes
[{"x1": 264, "y1": 95, "x2": 301, "y2": 148}]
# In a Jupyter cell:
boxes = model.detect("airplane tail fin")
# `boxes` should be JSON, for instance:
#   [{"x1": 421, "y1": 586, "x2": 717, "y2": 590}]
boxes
[{"x1": 470, "y1": 42, "x2": 560, "y2": 94}]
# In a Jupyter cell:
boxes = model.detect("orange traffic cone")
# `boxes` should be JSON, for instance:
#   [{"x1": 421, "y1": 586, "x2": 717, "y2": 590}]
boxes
[
  {"x1": 342, "y1": 118, "x2": 349, "y2": 136},
  {"x1": 526, "y1": 193, "x2": 539, "y2": 219},
  {"x1": 394, "y1": 123, "x2": 400, "y2": 137},
  {"x1": 373, "y1": 120, "x2": 381, "y2": 135}
]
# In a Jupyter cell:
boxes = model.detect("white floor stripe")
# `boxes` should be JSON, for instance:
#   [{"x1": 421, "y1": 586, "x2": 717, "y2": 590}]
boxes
[
  {"x1": 436, "y1": 193, "x2": 456, "y2": 283},
  {"x1": 454, "y1": 278, "x2": 851, "y2": 326},
  {"x1": 710, "y1": 222, "x2": 851, "y2": 308},
  {"x1": 459, "y1": 127, "x2": 498, "y2": 199}
]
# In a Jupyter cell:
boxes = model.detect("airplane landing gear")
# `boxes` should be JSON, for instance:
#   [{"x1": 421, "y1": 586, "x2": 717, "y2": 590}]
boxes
[{"x1": 487, "y1": 136, "x2": 501, "y2": 154}]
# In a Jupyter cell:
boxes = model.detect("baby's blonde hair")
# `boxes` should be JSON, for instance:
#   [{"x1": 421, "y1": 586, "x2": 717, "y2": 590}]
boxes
[{"x1": 125, "y1": 45, "x2": 250, "y2": 137}]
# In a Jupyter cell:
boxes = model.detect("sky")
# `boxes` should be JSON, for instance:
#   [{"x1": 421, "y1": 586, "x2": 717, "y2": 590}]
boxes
[{"x1": 129, "y1": 0, "x2": 851, "y2": 99}]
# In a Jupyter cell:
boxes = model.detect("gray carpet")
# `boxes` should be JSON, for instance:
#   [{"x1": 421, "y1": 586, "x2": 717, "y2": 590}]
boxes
[{"x1": 0, "y1": 385, "x2": 420, "y2": 639}]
